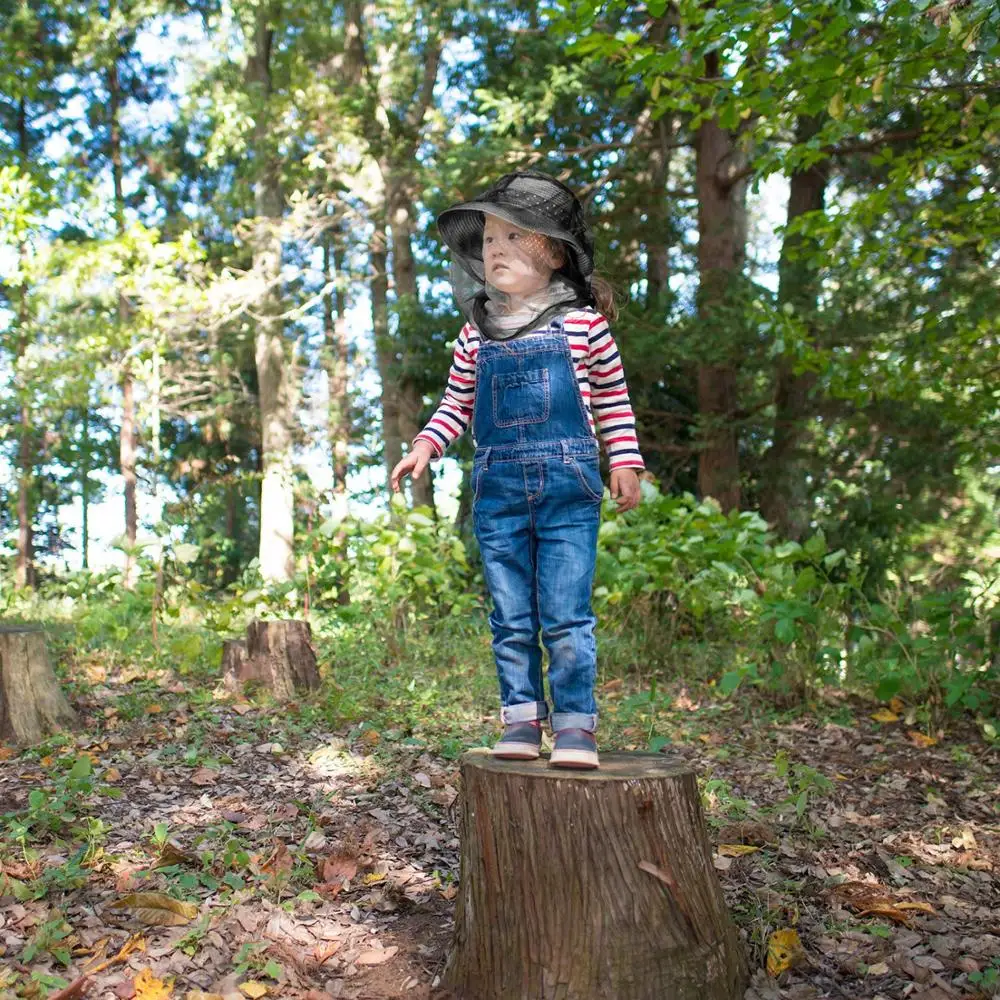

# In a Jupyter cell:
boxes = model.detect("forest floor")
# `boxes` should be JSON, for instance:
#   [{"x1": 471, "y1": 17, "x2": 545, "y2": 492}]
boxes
[{"x1": 1, "y1": 651, "x2": 999, "y2": 1000}]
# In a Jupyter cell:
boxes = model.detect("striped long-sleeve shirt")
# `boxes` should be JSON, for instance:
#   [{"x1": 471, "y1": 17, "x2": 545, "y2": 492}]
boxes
[{"x1": 414, "y1": 309, "x2": 645, "y2": 471}]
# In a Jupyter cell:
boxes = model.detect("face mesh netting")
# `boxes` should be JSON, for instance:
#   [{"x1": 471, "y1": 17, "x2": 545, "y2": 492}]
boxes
[{"x1": 437, "y1": 171, "x2": 596, "y2": 341}]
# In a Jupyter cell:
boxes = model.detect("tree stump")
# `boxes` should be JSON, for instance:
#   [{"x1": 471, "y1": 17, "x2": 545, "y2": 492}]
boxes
[
  {"x1": 0, "y1": 624, "x2": 77, "y2": 745},
  {"x1": 445, "y1": 750, "x2": 748, "y2": 1000},
  {"x1": 239, "y1": 620, "x2": 319, "y2": 700},
  {"x1": 220, "y1": 639, "x2": 252, "y2": 692}
]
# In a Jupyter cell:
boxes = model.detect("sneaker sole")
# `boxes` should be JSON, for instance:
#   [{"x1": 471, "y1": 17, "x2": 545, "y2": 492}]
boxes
[
  {"x1": 493, "y1": 742, "x2": 541, "y2": 760},
  {"x1": 549, "y1": 749, "x2": 599, "y2": 769}
]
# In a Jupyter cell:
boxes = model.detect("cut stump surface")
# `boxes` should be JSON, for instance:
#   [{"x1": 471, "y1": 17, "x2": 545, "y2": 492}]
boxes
[{"x1": 445, "y1": 749, "x2": 748, "y2": 1000}]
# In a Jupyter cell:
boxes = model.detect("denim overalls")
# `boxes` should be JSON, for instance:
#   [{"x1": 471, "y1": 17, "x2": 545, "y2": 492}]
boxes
[{"x1": 471, "y1": 315, "x2": 603, "y2": 733}]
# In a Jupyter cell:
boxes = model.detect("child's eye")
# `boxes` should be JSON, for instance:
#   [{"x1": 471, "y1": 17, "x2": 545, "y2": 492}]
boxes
[{"x1": 508, "y1": 232, "x2": 519, "y2": 240}]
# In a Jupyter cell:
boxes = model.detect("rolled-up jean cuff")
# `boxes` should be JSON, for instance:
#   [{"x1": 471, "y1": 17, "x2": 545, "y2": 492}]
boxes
[
  {"x1": 501, "y1": 702, "x2": 549, "y2": 724},
  {"x1": 551, "y1": 712, "x2": 598, "y2": 733}
]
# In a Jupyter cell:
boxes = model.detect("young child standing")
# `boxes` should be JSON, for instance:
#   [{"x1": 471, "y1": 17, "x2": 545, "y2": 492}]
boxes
[{"x1": 391, "y1": 171, "x2": 644, "y2": 769}]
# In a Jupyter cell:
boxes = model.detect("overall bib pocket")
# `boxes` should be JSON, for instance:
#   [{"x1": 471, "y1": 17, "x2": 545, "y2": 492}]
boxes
[{"x1": 492, "y1": 368, "x2": 551, "y2": 428}]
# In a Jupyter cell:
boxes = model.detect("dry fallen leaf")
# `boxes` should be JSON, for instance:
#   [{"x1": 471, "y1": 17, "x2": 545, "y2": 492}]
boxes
[
  {"x1": 320, "y1": 852, "x2": 358, "y2": 884},
  {"x1": 888, "y1": 696, "x2": 905, "y2": 714},
  {"x1": 134, "y1": 967, "x2": 174, "y2": 999},
  {"x1": 185, "y1": 993, "x2": 225, "y2": 1000},
  {"x1": 718, "y1": 844, "x2": 761, "y2": 857},
  {"x1": 0, "y1": 746, "x2": 18, "y2": 761},
  {"x1": 313, "y1": 941, "x2": 342, "y2": 965},
  {"x1": 108, "y1": 892, "x2": 198, "y2": 927},
  {"x1": 766, "y1": 928, "x2": 806, "y2": 976},
  {"x1": 239, "y1": 983, "x2": 268, "y2": 998},
  {"x1": 871, "y1": 709, "x2": 899, "y2": 723},
  {"x1": 145, "y1": 704, "x2": 164, "y2": 714},
  {"x1": 261, "y1": 840, "x2": 293, "y2": 880},
  {"x1": 907, "y1": 730, "x2": 937, "y2": 748},
  {"x1": 190, "y1": 767, "x2": 218, "y2": 786},
  {"x1": 356, "y1": 945, "x2": 399, "y2": 966},
  {"x1": 104, "y1": 767, "x2": 123, "y2": 782}
]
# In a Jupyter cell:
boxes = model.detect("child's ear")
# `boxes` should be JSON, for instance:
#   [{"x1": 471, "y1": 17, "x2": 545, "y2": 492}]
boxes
[{"x1": 546, "y1": 238, "x2": 568, "y2": 269}]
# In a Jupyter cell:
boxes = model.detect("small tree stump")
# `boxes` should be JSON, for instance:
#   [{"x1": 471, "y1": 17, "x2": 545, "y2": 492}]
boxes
[
  {"x1": 242, "y1": 620, "x2": 319, "y2": 700},
  {"x1": 220, "y1": 639, "x2": 252, "y2": 692},
  {"x1": 445, "y1": 750, "x2": 748, "y2": 1000},
  {"x1": 0, "y1": 624, "x2": 77, "y2": 745}
]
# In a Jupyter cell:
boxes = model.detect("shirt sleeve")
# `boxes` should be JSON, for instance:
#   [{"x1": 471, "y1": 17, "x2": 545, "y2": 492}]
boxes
[
  {"x1": 585, "y1": 314, "x2": 645, "y2": 471},
  {"x1": 413, "y1": 324, "x2": 477, "y2": 457}
]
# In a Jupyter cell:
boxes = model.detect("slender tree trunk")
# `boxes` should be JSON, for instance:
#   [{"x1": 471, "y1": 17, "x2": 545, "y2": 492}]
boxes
[
  {"x1": 759, "y1": 117, "x2": 828, "y2": 539},
  {"x1": 694, "y1": 51, "x2": 747, "y2": 512},
  {"x1": 108, "y1": 54, "x2": 139, "y2": 585},
  {"x1": 14, "y1": 98, "x2": 34, "y2": 590},
  {"x1": 646, "y1": 118, "x2": 675, "y2": 309},
  {"x1": 323, "y1": 230, "x2": 350, "y2": 494},
  {"x1": 246, "y1": 5, "x2": 295, "y2": 583},
  {"x1": 385, "y1": 169, "x2": 435, "y2": 509},
  {"x1": 371, "y1": 226, "x2": 403, "y2": 481},
  {"x1": 81, "y1": 400, "x2": 90, "y2": 570}
]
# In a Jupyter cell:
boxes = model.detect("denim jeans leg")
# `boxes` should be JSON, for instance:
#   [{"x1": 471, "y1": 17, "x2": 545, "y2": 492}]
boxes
[
  {"x1": 474, "y1": 465, "x2": 547, "y2": 722},
  {"x1": 535, "y1": 458, "x2": 601, "y2": 732}
]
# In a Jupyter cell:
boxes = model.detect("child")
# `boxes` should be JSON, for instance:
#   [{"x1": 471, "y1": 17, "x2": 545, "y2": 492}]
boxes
[{"x1": 391, "y1": 171, "x2": 644, "y2": 769}]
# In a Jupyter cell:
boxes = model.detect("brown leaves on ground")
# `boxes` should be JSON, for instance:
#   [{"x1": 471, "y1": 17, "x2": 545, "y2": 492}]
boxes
[{"x1": 107, "y1": 893, "x2": 199, "y2": 927}]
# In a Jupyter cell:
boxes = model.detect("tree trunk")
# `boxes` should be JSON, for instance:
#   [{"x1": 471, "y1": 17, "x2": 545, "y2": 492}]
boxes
[
  {"x1": 385, "y1": 171, "x2": 435, "y2": 510},
  {"x1": 759, "y1": 118, "x2": 828, "y2": 540},
  {"x1": 121, "y1": 366, "x2": 138, "y2": 581},
  {"x1": 0, "y1": 625, "x2": 77, "y2": 745},
  {"x1": 247, "y1": 6, "x2": 296, "y2": 583},
  {"x1": 372, "y1": 226, "x2": 404, "y2": 483},
  {"x1": 323, "y1": 230, "x2": 350, "y2": 495},
  {"x1": 15, "y1": 97, "x2": 34, "y2": 590},
  {"x1": 109, "y1": 53, "x2": 139, "y2": 587},
  {"x1": 243, "y1": 620, "x2": 319, "y2": 699},
  {"x1": 694, "y1": 52, "x2": 747, "y2": 513},
  {"x1": 445, "y1": 750, "x2": 748, "y2": 1000},
  {"x1": 220, "y1": 639, "x2": 251, "y2": 692},
  {"x1": 81, "y1": 399, "x2": 91, "y2": 569}
]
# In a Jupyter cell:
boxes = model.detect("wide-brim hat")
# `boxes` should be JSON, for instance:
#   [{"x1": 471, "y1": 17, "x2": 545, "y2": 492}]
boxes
[{"x1": 437, "y1": 170, "x2": 595, "y2": 290}]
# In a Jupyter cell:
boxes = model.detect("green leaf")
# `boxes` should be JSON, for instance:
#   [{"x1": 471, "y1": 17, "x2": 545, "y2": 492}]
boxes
[
  {"x1": 828, "y1": 91, "x2": 845, "y2": 119},
  {"x1": 775, "y1": 618, "x2": 798, "y2": 643},
  {"x1": 719, "y1": 670, "x2": 744, "y2": 695},
  {"x1": 70, "y1": 755, "x2": 92, "y2": 779}
]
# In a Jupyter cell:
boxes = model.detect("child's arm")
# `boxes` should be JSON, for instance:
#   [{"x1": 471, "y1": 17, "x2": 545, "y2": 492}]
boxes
[
  {"x1": 579, "y1": 313, "x2": 644, "y2": 510},
  {"x1": 391, "y1": 324, "x2": 478, "y2": 490}
]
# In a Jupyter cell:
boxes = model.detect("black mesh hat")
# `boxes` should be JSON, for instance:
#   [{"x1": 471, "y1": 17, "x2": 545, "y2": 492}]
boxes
[{"x1": 437, "y1": 170, "x2": 596, "y2": 339}]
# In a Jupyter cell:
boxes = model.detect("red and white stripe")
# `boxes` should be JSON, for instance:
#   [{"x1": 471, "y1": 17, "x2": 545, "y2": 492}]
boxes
[{"x1": 414, "y1": 309, "x2": 644, "y2": 471}]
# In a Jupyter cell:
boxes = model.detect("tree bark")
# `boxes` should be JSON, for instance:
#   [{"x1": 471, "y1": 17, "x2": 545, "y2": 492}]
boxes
[
  {"x1": 323, "y1": 229, "x2": 350, "y2": 495},
  {"x1": 246, "y1": 5, "x2": 296, "y2": 583},
  {"x1": 445, "y1": 750, "x2": 747, "y2": 1000},
  {"x1": 759, "y1": 117, "x2": 829, "y2": 540},
  {"x1": 220, "y1": 639, "x2": 251, "y2": 692},
  {"x1": 108, "y1": 51, "x2": 139, "y2": 587},
  {"x1": 0, "y1": 625, "x2": 77, "y2": 745},
  {"x1": 694, "y1": 51, "x2": 747, "y2": 513},
  {"x1": 242, "y1": 620, "x2": 319, "y2": 700},
  {"x1": 383, "y1": 170, "x2": 434, "y2": 510},
  {"x1": 371, "y1": 226, "x2": 404, "y2": 479},
  {"x1": 15, "y1": 97, "x2": 34, "y2": 590}
]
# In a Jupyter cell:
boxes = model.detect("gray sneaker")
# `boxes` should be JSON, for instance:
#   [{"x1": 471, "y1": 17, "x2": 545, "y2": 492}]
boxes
[
  {"x1": 550, "y1": 728, "x2": 599, "y2": 769},
  {"x1": 493, "y1": 721, "x2": 542, "y2": 760}
]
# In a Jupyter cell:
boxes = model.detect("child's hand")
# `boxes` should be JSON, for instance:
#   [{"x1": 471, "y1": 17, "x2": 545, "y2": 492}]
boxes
[
  {"x1": 609, "y1": 468, "x2": 641, "y2": 512},
  {"x1": 390, "y1": 440, "x2": 436, "y2": 492}
]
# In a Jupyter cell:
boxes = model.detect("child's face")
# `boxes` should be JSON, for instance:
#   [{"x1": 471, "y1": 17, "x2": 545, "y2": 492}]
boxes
[{"x1": 482, "y1": 216, "x2": 564, "y2": 298}]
